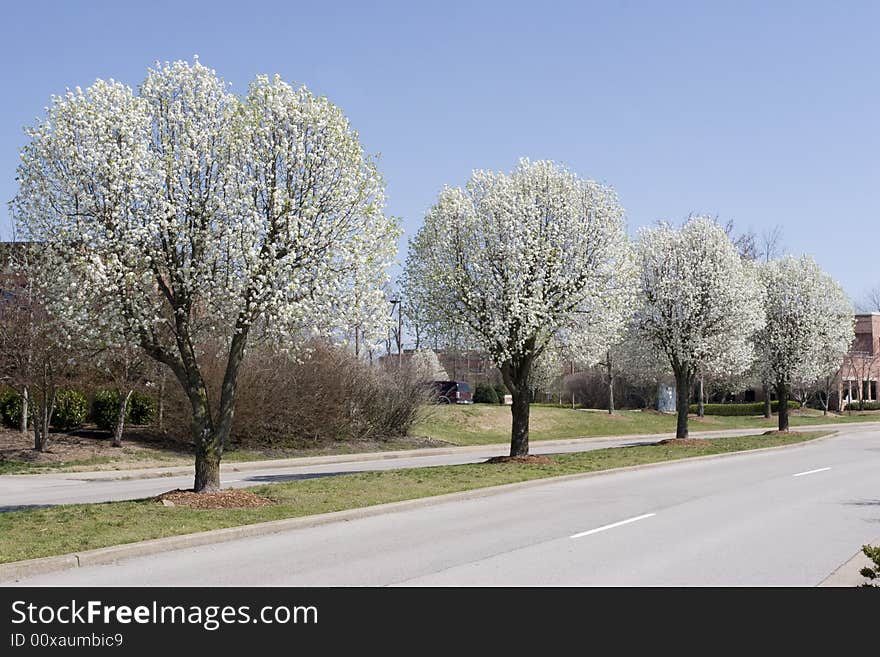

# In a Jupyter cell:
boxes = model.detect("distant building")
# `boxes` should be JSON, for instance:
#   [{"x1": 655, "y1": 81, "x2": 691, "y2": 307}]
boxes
[
  {"x1": 378, "y1": 348, "x2": 500, "y2": 386},
  {"x1": 838, "y1": 313, "x2": 880, "y2": 408}
]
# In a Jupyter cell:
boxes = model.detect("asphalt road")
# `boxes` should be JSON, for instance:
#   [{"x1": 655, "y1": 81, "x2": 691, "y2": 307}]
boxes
[
  {"x1": 0, "y1": 426, "x2": 800, "y2": 510},
  {"x1": 8, "y1": 423, "x2": 879, "y2": 585}
]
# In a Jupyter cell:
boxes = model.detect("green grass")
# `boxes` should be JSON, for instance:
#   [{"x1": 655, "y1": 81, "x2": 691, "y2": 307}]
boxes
[
  {"x1": 411, "y1": 405, "x2": 879, "y2": 446},
  {"x1": 0, "y1": 431, "x2": 827, "y2": 564}
]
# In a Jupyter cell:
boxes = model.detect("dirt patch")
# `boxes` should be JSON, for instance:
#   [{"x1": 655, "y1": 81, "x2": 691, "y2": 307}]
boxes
[
  {"x1": 762, "y1": 430, "x2": 798, "y2": 436},
  {"x1": 0, "y1": 427, "x2": 188, "y2": 469},
  {"x1": 154, "y1": 488, "x2": 274, "y2": 509},
  {"x1": 598, "y1": 412, "x2": 630, "y2": 420},
  {"x1": 484, "y1": 454, "x2": 557, "y2": 465},
  {"x1": 655, "y1": 438, "x2": 713, "y2": 446}
]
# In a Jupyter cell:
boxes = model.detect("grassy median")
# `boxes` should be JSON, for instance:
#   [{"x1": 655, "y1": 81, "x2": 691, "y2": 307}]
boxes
[
  {"x1": 0, "y1": 431, "x2": 829, "y2": 565},
  {"x1": 412, "y1": 405, "x2": 876, "y2": 445}
]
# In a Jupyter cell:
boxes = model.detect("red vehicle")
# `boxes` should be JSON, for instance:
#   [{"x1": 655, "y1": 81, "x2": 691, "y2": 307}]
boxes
[{"x1": 431, "y1": 380, "x2": 473, "y2": 404}]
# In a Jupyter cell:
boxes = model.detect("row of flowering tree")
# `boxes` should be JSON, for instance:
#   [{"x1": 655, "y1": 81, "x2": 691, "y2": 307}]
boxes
[
  {"x1": 406, "y1": 164, "x2": 855, "y2": 453},
  {"x1": 12, "y1": 58, "x2": 856, "y2": 479}
]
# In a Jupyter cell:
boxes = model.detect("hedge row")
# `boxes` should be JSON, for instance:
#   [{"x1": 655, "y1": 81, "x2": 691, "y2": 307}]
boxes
[
  {"x1": 846, "y1": 401, "x2": 880, "y2": 411},
  {"x1": 0, "y1": 389, "x2": 155, "y2": 431},
  {"x1": 92, "y1": 390, "x2": 156, "y2": 430},
  {"x1": 688, "y1": 401, "x2": 800, "y2": 416},
  {"x1": 473, "y1": 383, "x2": 509, "y2": 404},
  {"x1": 0, "y1": 388, "x2": 88, "y2": 429}
]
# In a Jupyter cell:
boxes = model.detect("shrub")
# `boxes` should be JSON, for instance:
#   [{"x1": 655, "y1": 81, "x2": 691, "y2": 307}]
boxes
[
  {"x1": 129, "y1": 392, "x2": 156, "y2": 425},
  {"x1": 493, "y1": 383, "x2": 508, "y2": 404},
  {"x1": 473, "y1": 383, "x2": 499, "y2": 404},
  {"x1": 0, "y1": 389, "x2": 22, "y2": 429},
  {"x1": 52, "y1": 389, "x2": 88, "y2": 430},
  {"x1": 93, "y1": 390, "x2": 156, "y2": 431},
  {"x1": 687, "y1": 401, "x2": 800, "y2": 416},
  {"x1": 848, "y1": 401, "x2": 880, "y2": 411},
  {"x1": 860, "y1": 544, "x2": 880, "y2": 587},
  {"x1": 92, "y1": 390, "x2": 121, "y2": 431},
  {"x1": 167, "y1": 341, "x2": 436, "y2": 449}
]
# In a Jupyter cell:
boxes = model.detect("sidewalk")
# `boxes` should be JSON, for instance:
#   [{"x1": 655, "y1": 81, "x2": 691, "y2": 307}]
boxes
[{"x1": 819, "y1": 541, "x2": 879, "y2": 587}]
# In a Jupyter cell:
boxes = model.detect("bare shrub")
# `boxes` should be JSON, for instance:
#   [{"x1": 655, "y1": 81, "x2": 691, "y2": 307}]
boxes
[{"x1": 159, "y1": 341, "x2": 432, "y2": 450}]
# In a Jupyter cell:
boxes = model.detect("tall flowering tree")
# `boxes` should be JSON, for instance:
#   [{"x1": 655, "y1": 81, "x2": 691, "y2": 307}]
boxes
[
  {"x1": 636, "y1": 217, "x2": 765, "y2": 438},
  {"x1": 13, "y1": 59, "x2": 398, "y2": 491},
  {"x1": 756, "y1": 256, "x2": 854, "y2": 431},
  {"x1": 405, "y1": 160, "x2": 635, "y2": 456}
]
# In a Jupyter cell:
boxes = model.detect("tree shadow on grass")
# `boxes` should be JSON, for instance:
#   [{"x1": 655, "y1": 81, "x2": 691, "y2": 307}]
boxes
[
  {"x1": 243, "y1": 471, "x2": 361, "y2": 484},
  {"x1": 0, "y1": 504, "x2": 54, "y2": 513}
]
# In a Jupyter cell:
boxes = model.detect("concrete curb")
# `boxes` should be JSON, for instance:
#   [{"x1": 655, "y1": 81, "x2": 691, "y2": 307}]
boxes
[
  {"x1": 17, "y1": 421, "x2": 878, "y2": 482},
  {"x1": 0, "y1": 430, "x2": 839, "y2": 583},
  {"x1": 817, "y1": 539, "x2": 880, "y2": 587}
]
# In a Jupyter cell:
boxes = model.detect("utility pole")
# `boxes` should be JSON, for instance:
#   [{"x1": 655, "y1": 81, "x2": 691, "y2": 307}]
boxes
[{"x1": 389, "y1": 298, "x2": 402, "y2": 368}]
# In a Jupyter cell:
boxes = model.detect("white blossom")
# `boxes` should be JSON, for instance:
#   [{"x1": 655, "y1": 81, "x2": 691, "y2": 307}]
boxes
[
  {"x1": 409, "y1": 348, "x2": 448, "y2": 381},
  {"x1": 12, "y1": 59, "x2": 399, "y2": 490},
  {"x1": 635, "y1": 217, "x2": 765, "y2": 436},
  {"x1": 756, "y1": 255, "x2": 854, "y2": 399},
  {"x1": 405, "y1": 159, "x2": 636, "y2": 454}
]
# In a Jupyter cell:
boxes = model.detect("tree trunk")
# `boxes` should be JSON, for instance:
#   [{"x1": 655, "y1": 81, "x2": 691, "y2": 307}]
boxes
[
  {"x1": 157, "y1": 370, "x2": 165, "y2": 432},
  {"x1": 762, "y1": 382, "x2": 772, "y2": 418},
  {"x1": 191, "y1": 389, "x2": 221, "y2": 493},
  {"x1": 509, "y1": 387, "x2": 530, "y2": 456},
  {"x1": 20, "y1": 386, "x2": 28, "y2": 434},
  {"x1": 608, "y1": 375, "x2": 615, "y2": 415},
  {"x1": 33, "y1": 389, "x2": 55, "y2": 452},
  {"x1": 191, "y1": 330, "x2": 249, "y2": 493},
  {"x1": 501, "y1": 349, "x2": 535, "y2": 457},
  {"x1": 112, "y1": 389, "x2": 133, "y2": 448},
  {"x1": 606, "y1": 354, "x2": 615, "y2": 415},
  {"x1": 674, "y1": 369, "x2": 693, "y2": 439},
  {"x1": 697, "y1": 374, "x2": 704, "y2": 418},
  {"x1": 777, "y1": 381, "x2": 790, "y2": 432},
  {"x1": 194, "y1": 439, "x2": 221, "y2": 493}
]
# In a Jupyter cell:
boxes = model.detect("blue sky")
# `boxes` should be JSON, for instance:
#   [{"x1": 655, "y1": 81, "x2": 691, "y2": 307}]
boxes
[{"x1": 1, "y1": 1, "x2": 877, "y2": 300}]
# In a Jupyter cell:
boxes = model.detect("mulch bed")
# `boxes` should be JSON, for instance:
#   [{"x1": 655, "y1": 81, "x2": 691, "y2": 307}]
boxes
[
  {"x1": 154, "y1": 489, "x2": 274, "y2": 509},
  {"x1": 655, "y1": 438, "x2": 713, "y2": 446},
  {"x1": 484, "y1": 455, "x2": 557, "y2": 465}
]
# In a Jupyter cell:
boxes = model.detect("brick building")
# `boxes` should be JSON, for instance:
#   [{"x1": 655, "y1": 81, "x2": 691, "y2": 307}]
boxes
[{"x1": 838, "y1": 313, "x2": 880, "y2": 408}]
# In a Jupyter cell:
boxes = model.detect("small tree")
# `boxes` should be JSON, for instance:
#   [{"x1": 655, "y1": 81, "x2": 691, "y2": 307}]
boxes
[
  {"x1": 13, "y1": 60, "x2": 398, "y2": 491},
  {"x1": 527, "y1": 346, "x2": 566, "y2": 403},
  {"x1": 636, "y1": 217, "x2": 765, "y2": 438},
  {"x1": 405, "y1": 160, "x2": 635, "y2": 456},
  {"x1": 0, "y1": 242, "x2": 80, "y2": 451},
  {"x1": 93, "y1": 343, "x2": 150, "y2": 447},
  {"x1": 857, "y1": 286, "x2": 880, "y2": 313},
  {"x1": 410, "y1": 348, "x2": 448, "y2": 381},
  {"x1": 0, "y1": 242, "x2": 36, "y2": 434},
  {"x1": 756, "y1": 256, "x2": 854, "y2": 431}
]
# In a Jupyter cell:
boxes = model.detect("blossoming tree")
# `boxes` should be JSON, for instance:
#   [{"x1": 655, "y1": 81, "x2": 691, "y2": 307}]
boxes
[
  {"x1": 636, "y1": 217, "x2": 765, "y2": 438},
  {"x1": 405, "y1": 159, "x2": 635, "y2": 456},
  {"x1": 13, "y1": 59, "x2": 398, "y2": 491},
  {"x1": 756, "y1": 256, "x2": 854, "y2": 431}
]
